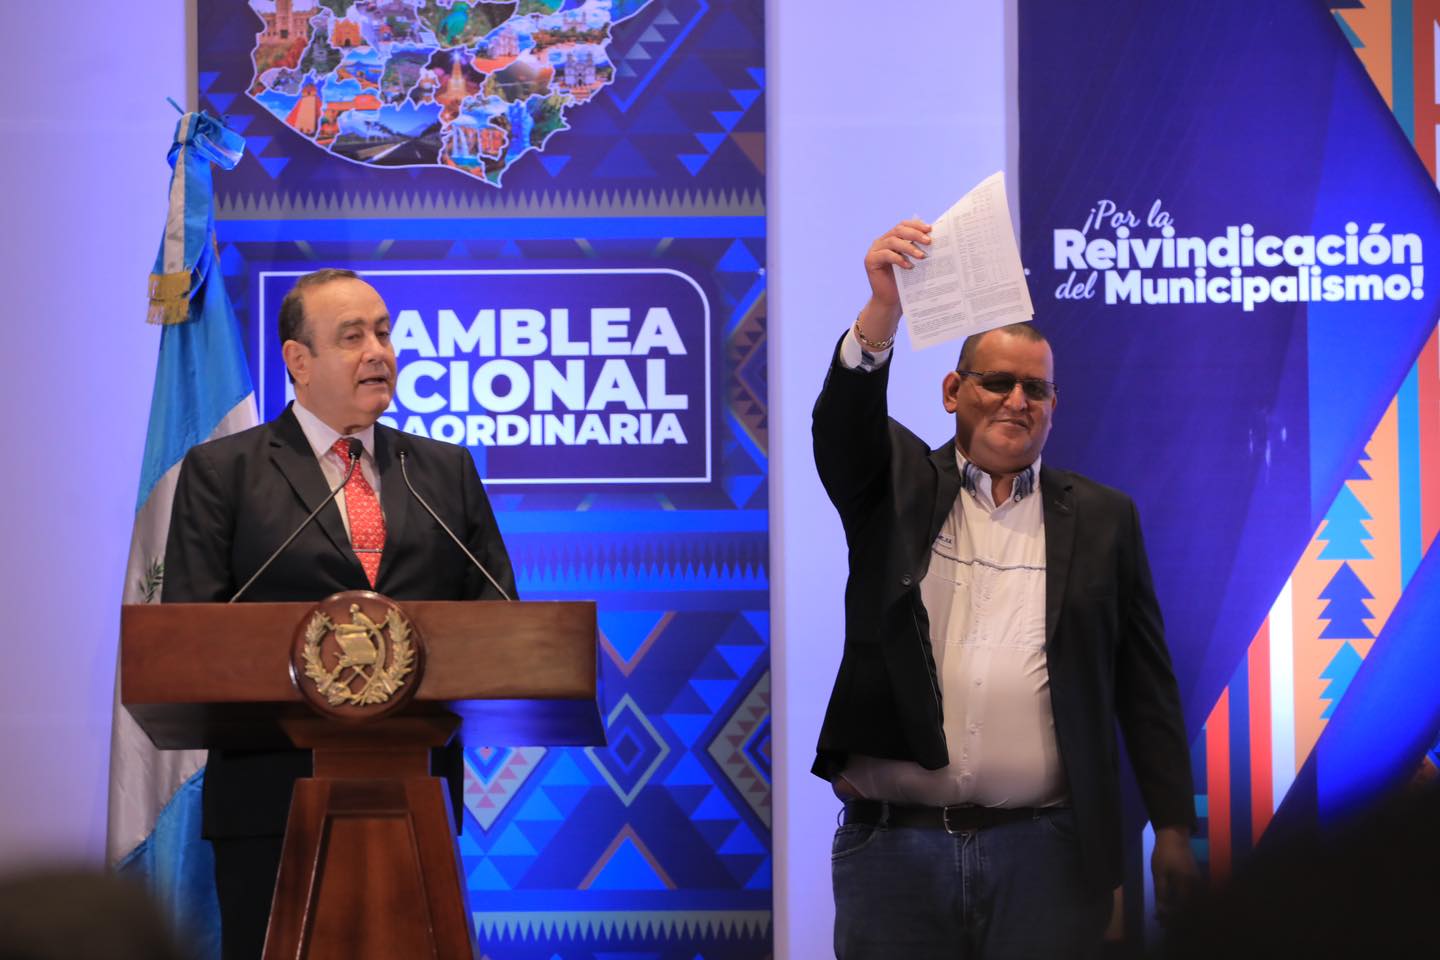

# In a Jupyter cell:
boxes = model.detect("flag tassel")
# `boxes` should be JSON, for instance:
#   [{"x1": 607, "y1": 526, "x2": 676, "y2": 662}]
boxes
[{"x1": 147, "y1": 272, "x2": 193, "y2": 326}]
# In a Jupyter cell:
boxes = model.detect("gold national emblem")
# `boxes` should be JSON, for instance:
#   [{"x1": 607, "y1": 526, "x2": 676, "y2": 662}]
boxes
[{"x1": 301, "y1": 601, "x2": 416, "y2": 707}]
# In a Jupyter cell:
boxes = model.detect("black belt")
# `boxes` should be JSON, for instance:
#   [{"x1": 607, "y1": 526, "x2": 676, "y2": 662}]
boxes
[{"x1": 842, "y1": 799, "x2": 1047, "y2": 834}]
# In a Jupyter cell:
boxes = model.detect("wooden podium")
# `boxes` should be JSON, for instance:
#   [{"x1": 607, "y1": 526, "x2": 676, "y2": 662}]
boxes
[{"x1": 120, "y1": 595, "x2": 602, "y2": 960}]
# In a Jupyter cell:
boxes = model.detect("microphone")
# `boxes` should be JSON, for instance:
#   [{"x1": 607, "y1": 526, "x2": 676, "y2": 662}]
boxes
[
  {"x1": 228, "y1": 437, "x2": 363, "y2": 603},
  {"x1": 397, "y1": 447, "x2": 513, "y2": 601}
]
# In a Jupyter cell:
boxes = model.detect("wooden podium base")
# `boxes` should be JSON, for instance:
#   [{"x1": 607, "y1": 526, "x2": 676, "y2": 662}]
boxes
[
  {"x1": 264, "y1": 720, "x2": 475, "y2": 959},
  {"x1": 118, "y1": 598, "x2": 602, "y2": 960}
]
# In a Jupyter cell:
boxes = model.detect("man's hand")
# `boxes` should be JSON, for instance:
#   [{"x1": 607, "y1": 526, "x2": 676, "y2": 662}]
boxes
[
  {"x1": 858, "y1": 219, "x2": 932, "y2": 344},
  {"x1": 1152, "y1": 825, "x2": 1200, "y2": 924}
]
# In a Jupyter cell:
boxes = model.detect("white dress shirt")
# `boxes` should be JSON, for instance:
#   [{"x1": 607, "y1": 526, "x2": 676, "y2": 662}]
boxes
[
  {"x1": 836, "y1": 326, "x2": 1067, "y2": 808},
  {"x1": 290, "y1": 400, "x2": 383, "y2": 540}
]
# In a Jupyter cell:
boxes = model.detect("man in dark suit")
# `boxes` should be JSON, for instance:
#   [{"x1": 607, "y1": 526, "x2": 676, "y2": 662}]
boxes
[
  {"x1": 814, "y1": 220, "x2": 1197, "y2": 958},
  {"x1": 162, "y1": 268, "x2": 515, "y2": 959}
]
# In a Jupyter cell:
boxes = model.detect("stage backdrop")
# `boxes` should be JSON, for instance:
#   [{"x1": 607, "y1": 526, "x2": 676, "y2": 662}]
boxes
[
  {"x1": 1021, "y1": 0, "x2": 1440, "y2": 937},
  {"x1": 199, "y1": 2, "x2": 769, "y2": 956}
]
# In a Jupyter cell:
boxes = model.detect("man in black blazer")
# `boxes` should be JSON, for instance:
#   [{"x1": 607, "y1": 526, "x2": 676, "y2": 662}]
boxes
[
  {"x1": 162, "y1": 268, "x2": 515, "y2": 959},
  {"x1": 814, "y1": 220, "x2": 1197, "y2": 958}
]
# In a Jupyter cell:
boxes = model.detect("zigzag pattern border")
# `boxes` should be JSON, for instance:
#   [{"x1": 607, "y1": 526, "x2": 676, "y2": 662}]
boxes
[
  {"x1": 474, "y1": 909, "x2": 772, "y2": 940},
  {"x1": 518, "y1": 560, "x2": 768, "y2": 591},
  {"x1": 216, "y1": 188, "x2": 766, "y2": 219}
]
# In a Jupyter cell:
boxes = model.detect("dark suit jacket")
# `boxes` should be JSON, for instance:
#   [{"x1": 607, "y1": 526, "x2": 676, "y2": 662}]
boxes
[
  {"x1": 811, "y1": 341, "x2": 1193, "y2": 890},
  {"x1": 161, "y1": 405, "x2": 517, "y2": 838}
]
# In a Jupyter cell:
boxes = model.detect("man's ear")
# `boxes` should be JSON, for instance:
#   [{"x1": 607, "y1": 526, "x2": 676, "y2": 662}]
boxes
[
  {"x1": 941, "y1": 371, "x2": 961, "y2": 413},
  {"x1": 282, "y1": 340, "x2": 311, "y2": 386}
]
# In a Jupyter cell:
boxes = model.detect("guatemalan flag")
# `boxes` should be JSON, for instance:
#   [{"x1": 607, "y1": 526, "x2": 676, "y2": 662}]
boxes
[{"x1": 106, "y1": 109, "x2": 256, "y2": 955}]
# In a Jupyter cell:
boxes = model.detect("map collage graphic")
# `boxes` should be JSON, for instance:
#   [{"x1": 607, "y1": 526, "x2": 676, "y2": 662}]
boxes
[{"x1": 248, "y1": 0, "x2": 652, "y2": 183}]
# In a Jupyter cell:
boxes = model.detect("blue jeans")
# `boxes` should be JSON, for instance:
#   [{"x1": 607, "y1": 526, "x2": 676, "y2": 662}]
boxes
[{"x1": 831, "y1": 806, "x2": 1111, "y2": 959}]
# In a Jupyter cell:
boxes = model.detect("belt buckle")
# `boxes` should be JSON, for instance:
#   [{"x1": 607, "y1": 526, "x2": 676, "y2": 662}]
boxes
[{"x1": 941, "y1": 805, "x2": 975, "y2": 836}]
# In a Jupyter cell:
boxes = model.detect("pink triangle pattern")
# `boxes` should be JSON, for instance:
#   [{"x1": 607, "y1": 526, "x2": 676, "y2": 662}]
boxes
[
  {"x1": 463, "y1": 746, "x2": 548, "y2": 832},
  {"x1": 706, "y1": 671, "x2": 771, "y2": 828}
]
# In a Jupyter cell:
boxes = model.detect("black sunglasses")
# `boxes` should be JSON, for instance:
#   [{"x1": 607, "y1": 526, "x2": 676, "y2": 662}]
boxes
[{"x1": 955, "y1": 369, "x2": 1057, "y2": 402}]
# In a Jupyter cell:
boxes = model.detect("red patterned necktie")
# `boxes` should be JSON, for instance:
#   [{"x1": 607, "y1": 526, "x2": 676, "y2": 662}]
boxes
[{"x1": 331, "y1": 438, "x2": 386, "y2": 587}]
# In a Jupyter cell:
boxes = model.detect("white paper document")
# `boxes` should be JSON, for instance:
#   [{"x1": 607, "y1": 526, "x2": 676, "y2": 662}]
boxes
[{"x1": 895, "y1": 171, "x2": 1034, "y2": 350}]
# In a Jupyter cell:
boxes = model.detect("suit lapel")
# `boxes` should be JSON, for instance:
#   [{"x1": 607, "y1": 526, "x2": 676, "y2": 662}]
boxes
[
  {"x1": 1041, "y1": 465, "x2": 1076, "y2": 648},
  {"x1": 267, "y1": 406, "x2": 365, "y2": 580},
  {"x1": 927, "y1": 439, "x2": 962, "y2": 543},
  {"x1": 373, "y1": 425, "x2": 412, "y2": 588}
]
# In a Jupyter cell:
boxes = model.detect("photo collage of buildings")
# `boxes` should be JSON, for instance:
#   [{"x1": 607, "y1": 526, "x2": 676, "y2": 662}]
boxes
[{"x1": 248, "y1": 0, "x2": 648, "y2": 182}]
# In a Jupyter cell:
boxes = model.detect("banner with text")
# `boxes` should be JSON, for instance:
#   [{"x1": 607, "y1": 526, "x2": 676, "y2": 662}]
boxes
[
  {"x1": 257, "y1": 267, "x2": 714, "y2": 483},
  {"x1": 1022, "y1": 0, "x2": 1440, "y2": 934},
  {"x1": 201, "y1": 1, "x2": 769, "y2": 957}
]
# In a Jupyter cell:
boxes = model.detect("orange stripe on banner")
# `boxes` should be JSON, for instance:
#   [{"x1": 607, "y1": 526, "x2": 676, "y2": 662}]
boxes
[
  {"x1": 1248, "y1": 622, "x2": 1273, "y2": 842},
  {"x1": 1336, "y1": 6, "x2": 1393, "y2": 109},
  {"x1": 1418, "y1": 327, "x2": 1440, "y2": 554},
  {"x1": 1414, "y1": 5, "x2": 1440, "y2": 178},
  {"x1": 1206, "y1": 690, "x2": 1232, "y2": 883},
  {"x1": 1354, "y1": 401, "x2": 1403, "y2": 653}
]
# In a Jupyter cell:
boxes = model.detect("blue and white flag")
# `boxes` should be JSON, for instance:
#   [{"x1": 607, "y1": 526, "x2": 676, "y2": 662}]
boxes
[{"x1": 106, "y1": 109, "x2": 256, "y2": 955}]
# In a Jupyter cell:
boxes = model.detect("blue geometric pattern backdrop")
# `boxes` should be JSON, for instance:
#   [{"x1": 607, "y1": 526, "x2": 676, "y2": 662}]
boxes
[{"x1": 198, "y1": 2, "x2": 769, "y2": 955}]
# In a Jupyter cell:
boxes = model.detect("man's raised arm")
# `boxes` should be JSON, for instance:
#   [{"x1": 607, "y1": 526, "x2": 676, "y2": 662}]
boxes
[{"x1": 813, "y1": 220, "x2": 933, "y2": 515}]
